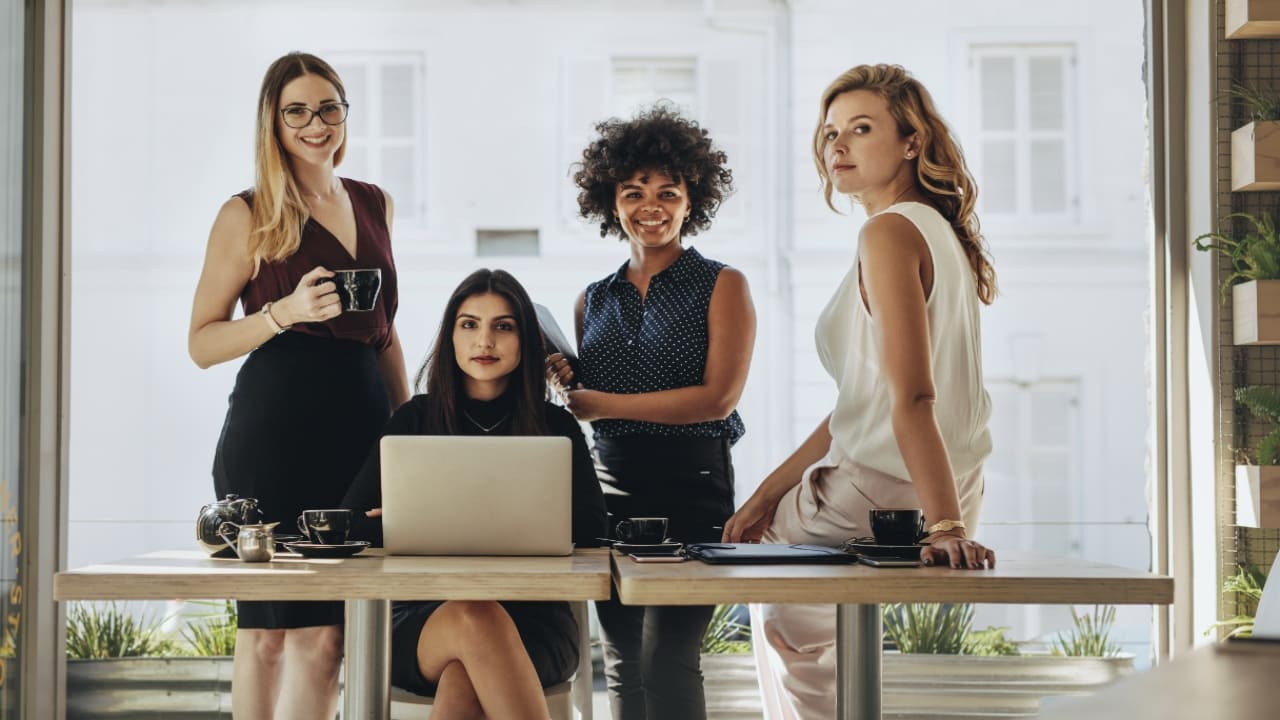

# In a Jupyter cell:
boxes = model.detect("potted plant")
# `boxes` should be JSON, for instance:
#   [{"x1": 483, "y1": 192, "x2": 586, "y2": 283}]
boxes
[
  {"x1": 881, "y1": 603, "x2": 1133, "y2": 719},
  {"x1": 1193, "y1": 209, "x2": 1280, "y2": 344},
  {"x1": 700, "y1": 603, "x2": 759, "y2": 720},
  {"x1": 1232, "y1": 385, "x2": 1280, "y2": 526},
  {"x1": 66, "y1": 600, "x2": 236, "y2": 719},
  {"x1": 1205, "y1": 562, "x2": 1269, "y2": 639},
  {"x1": 1227, "y1": 82, "x2": 1280, "y2": 190}
]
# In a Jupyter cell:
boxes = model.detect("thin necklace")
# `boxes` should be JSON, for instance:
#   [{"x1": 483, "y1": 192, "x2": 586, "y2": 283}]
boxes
[{"x1": 462, "y1": 410, "x2": 509, "y2": 433}]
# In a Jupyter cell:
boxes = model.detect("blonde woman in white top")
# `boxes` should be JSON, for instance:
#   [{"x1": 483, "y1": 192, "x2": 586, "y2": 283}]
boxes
[{"x1": 722, "y1": 64, "x2": 997, "y2": 719}]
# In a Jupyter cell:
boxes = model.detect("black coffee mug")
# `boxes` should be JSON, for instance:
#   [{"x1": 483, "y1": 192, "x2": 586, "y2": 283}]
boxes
[
  {"x1": 869, "y1": 508, "x2": 924, "y2": 546},
  {"x1": 296, "y1": 509, "x2": 352, "y2": 545},
  {"x1": 615, "y1": 517, "x2": 669, "y2": 545},
  {"x1": 329, "y1": 268, "x2": 382, "y2": 312}
]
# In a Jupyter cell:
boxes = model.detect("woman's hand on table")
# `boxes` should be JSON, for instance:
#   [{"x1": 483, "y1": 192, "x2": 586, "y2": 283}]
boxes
[
  {"x1": 921, "y1": 531, "x2": 995, "y2": 569},
  {"x1": 365, "y1": 508, "x2": 382, "y2": 518},
  {"x1": 722, "y1": 487, "x2": 782, "y2": 543}
]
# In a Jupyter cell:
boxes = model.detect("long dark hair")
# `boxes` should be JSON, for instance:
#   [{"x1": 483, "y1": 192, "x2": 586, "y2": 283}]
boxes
[{"x1": 414, "y1": 269, "x2": 549, "y2": 436}]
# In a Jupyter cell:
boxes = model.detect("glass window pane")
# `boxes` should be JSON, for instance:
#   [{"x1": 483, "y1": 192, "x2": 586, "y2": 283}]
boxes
[
  {"x1": 380, "y1": 64, "x2": 414, "y2": 137},
  {"x1": 1030, "y1": 139, "x2": 1066, "y2": 213},
  {"x1": 655, "y1": 66, "x2": 695, "y2": 94},
  {"x1": 341, "y1": 144, "x2": 368, "y2": 180},
  {"x1": 380, "y1": 146, "x2": 415, "y2": 207},
  {"x1": 334, "y1": 64, "x2": 367, "y2": 138},
  {"x1": 1031, "y1": 390, "x2": 1070, "y2": 445},
  {"x1": 981, "y1": 140, "x2": 1017, "y2": 213},
  {"x1": 979, "y1": 56, "x2": 1015, "y2": 131},
  {"x1": 0, "y1": 0, "x2": 22, "y2": 710},
  {"x1": 1029, "y1": 56, "x2": 1065, "y2": 130},
  {"x1": 476, "y1": 229, "x2": 540, "y2": 257}
]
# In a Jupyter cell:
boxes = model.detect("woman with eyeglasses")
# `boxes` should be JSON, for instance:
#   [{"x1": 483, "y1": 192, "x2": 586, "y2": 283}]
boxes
[{"x1": 188, "y1": 52, "x2": 409, "y2": 719}]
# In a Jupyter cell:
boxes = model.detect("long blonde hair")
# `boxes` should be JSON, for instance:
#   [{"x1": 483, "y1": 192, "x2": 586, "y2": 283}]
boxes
[
  {"x1": 812, "y1": 64, "x2": 997, "y2": 305},
  {"x1": 249, "y1": 52, "x2": 348, "y2": 274}
]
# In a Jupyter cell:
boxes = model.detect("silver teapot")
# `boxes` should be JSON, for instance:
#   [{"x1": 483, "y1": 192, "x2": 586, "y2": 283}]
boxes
[
  {"x1": 217, "y1": 521, "x2": 280, "y2": 562},
  {"x1": 196, "y1": 494, "x2": 263, "y2": 557}
]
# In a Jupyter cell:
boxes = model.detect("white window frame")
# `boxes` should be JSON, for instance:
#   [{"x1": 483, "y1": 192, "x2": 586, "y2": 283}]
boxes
[
  {"x1": 327, "y1": 51, "x2": 427, "y2": 228},
  {"x1": 608, "y1": 56, "x2": 699, "y2": 119},
  {"x1": 968, "y1": 43, "x2": 1080, "y2": 229}
]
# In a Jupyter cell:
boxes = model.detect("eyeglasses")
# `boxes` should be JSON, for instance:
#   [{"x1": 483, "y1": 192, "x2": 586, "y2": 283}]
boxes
[{"x1": 279, "y1": 101, "x2": 349, "y2": 129}]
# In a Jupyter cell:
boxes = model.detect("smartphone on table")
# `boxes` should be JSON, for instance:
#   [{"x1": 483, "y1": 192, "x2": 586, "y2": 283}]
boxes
[
  {"x1": 858, "y1": 556, "x2": 920, "y2": 568},
  {"x1": 630, "y1": 552, "x2": 688, "y2": 563}
]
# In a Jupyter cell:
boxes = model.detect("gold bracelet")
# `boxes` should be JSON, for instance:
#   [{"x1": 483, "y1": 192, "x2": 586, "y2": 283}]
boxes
[
  {"x1": 927, "y1": 519, "x2": 967, "y2": 534},
  {"x1": 260, "y1": 302, "x2": 288, "y2": 335}
]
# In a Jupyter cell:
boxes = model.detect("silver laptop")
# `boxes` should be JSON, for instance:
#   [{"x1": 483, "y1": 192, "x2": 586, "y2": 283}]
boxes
[{"x1": 380, "y1": 435, "x2": 573, "y2": 556}]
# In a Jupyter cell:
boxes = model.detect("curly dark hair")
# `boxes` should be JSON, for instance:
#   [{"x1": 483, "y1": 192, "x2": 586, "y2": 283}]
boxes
[{"x1": 572, "y1": 104, "x2": 733, "y2": 240}]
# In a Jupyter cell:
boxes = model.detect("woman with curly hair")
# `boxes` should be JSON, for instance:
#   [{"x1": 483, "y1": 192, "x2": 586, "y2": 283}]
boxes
[
  {"x1": 549, "y1": 104, "x2": 756, "y2": 720},
  {"x1": 722, "y1": 64, "x2": 997, "y2": 718}
]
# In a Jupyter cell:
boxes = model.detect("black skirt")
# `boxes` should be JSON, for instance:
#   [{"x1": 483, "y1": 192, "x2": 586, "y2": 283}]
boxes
[
  {"x1": 213, "y1": 332, "x2": 389, "y2": 629},
  {"x1": 389, "y1": 600, "x2": 578, "y2": 696}
]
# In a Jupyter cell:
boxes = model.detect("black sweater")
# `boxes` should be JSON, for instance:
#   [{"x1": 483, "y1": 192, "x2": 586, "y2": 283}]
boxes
[{"x1": 341, "y1": 392, "x2": 608, "y2": 548}]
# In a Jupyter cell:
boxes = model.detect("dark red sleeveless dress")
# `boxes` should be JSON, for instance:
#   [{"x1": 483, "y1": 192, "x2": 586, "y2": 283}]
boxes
[{"x1": 212, "y1": 178, "x2": 397, "y2": 629}]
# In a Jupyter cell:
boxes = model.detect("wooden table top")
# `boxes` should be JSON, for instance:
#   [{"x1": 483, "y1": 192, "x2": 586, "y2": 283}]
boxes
[
  {"x1": 611, "y1": 551, "x2": 1173, "y2": 606},
  {"x1": 1037, "y1": 642, "x2": 1280, "y2": 719},
  {"x1": 55, "y1": 548, "x2": 612, "y2": 602}
]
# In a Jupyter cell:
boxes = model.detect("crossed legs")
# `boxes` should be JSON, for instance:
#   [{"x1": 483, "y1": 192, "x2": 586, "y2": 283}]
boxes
[{"x1": 414, "y1": 600, "x2": 550, "y2": 719}]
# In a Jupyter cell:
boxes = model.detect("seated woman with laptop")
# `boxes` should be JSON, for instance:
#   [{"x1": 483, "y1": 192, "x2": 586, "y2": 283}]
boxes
[{"x1": 341, "y1": 268, "x2": 607, "y2": 719}]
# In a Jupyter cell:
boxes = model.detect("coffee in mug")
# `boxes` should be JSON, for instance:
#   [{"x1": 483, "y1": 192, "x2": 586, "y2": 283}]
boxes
[
  {"x1": 328, "y1": 268, "x2": 382, "y2": 312},
  {"x1": 615, "y1": 517, "x2": 669, "y2": 545},
  {"x1": 869, "y1": 508, "x2": 924, "y2": 546},
  {"x1": 296, "y1": 508, "x2": 352, "y2": 545}
]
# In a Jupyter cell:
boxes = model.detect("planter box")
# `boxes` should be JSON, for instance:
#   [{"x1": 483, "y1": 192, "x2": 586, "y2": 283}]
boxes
[
  {"x1": 698, "y1": 651, "x2": 1134, "y2": 720},
  {"x1": 1231, "y1": 121, "x2": 1280, "y2": 191},
  {"x1": 1232, "y1": 280, "x2": 1280, "y2": 345},
  {"x1": 883, "y1": 653, "x2": 1135, "y2": 719},
  {"x1": 1236, "y1": 465, "x2": 1280, "y2": 527},
  {"x1": 66, "y1": 657, "x2": 233, "y2": 719},
  {"x1": 1226, "y1": 0, "x2": 1280, "y2": 39},
  {"x1": 702, "y1": 654, "x2": 762, "y2": 720}
]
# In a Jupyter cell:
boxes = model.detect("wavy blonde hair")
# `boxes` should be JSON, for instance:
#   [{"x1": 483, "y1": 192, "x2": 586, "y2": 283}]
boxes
[
  {"x1": 812, "y1": 64, "x2": 996, "y2": 305},
  {"x1": 249, "y1": 52, "x2": 348, "y2": 275}
]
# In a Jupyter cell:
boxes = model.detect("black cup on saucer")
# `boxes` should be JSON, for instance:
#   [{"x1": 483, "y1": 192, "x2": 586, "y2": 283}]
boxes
[
  {"x1": 615, "y1": 517, "x2": 669, "y2": 545},
  {"x1": 296, "y1": 508, "x2": 352, "y2": 545},
  {"x1": 869, "y1": 508, "x2": 924, "y2": 546}
]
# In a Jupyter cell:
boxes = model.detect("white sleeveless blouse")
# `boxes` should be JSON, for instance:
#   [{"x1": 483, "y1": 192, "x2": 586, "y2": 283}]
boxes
[{"x1": 815, "y1": 201, "x2": 992, "y2": 487}]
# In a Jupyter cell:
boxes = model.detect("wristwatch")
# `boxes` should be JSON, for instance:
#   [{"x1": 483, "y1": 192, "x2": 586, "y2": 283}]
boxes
[
  {"x1": 927, "y1": 519, "x2": 967, "y2": 534},
  {"x1": 260, "y1": 301, "x2": 288, "y2": 335}
]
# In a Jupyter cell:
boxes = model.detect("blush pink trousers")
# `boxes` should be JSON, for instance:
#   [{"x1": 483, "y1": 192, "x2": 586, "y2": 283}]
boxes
[{"x1": 749, "y1": 450, "x2": 983, "y2": 720}]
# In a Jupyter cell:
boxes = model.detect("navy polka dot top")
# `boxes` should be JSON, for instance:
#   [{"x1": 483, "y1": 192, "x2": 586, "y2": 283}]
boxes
[{"x1": 579, "y1": 246, "x2": 746, "y2": 444}]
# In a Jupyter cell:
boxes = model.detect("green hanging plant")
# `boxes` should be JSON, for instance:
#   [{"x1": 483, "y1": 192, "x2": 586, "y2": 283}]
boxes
[
  {"x1": 1193, "y1": 210, "x2": 1280, "y2": 303},
  {"x1": 1227, "y1": 82, "x2": 1280, "y2": 123},
  {"x1": 1234, "y1": 385, "x2": 1280, "y2": 465},
  {"x1": 1205, "y1": 563, "x2": 1268, "y2": 640}
]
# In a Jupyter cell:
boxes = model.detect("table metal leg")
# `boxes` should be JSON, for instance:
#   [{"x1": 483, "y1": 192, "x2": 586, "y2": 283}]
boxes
[
  {"x1": 344, "y1": 599, "x2": 391, "y2": 720},
  {"x1": 836, "y1": 603, "x2": 881, "y2": 720}
]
